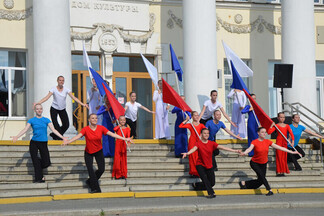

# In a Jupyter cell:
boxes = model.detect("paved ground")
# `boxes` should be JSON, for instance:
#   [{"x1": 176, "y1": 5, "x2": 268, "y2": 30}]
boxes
[{"x1": 1, "y1": 193, "x2": 324, "y2": 215}]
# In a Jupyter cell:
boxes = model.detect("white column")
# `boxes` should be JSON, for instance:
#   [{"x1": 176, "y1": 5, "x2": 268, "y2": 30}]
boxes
[
  {"x1": 33, "y1": 0, "x2": 76, "y2": 135},
  {"x1": 282, "y1": 0, "x2": 317, "y2": 113},
  {"x1": 182, "y1": 0, "x2": 217, "y2": 111}
]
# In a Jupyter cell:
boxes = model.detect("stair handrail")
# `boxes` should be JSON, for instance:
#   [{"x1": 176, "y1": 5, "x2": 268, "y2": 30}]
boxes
[{"x1": 283, "y1": 102, "x2": 324, "y2": 169}]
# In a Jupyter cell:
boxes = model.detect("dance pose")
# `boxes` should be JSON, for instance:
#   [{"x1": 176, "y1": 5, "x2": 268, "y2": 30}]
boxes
[
  {"x1": 241, "y1": 93, "x2": 259, "y2": 157},
  {"x1": 153, "y1": 80, "x2": 171, "y2": 139},
  {"x1": 35, "y1": 76, "x2": 88, "y2": 140},
  {"x1": 206, "y1": 110, "x2": 242, "y2": 170},
  {"x1": 239, "y1": 127, "x2": 300, "y2": 196},
  {"x1": 179, "y1": 111, "x2": 206, "y2": 177},
  {"x1": 63, "y1": 114, "x2": 132, "y2": 193},
  {"x1": 97, "y1": 97, "x2": 115, "y2": 157},
  {"x1": 198, "y1": 90, "x2": 236, "y2": 128},
  {"x1": 288, "y1": 114, "x2": 324, "y2": 171},
  {"x1": 172, "y1": 96, "x2": 191, "y2": 157},
  {"x1": 268, "y1": 112, "x2": 294, "y2": 176},
  {"x1": 112, "y1": 116, "x2": 131, "y2": 179},
  {"x1": 227, "y1": 89, "x2": 247, "y2": 138},
  {"x1": 11, "y1": 104, "x2": 66, "y2": 183},
  {"x1": 182, "y1": 128, "x2": 241, "y2": 198},
  {"x1": 125, "y1": 91, "x2": 154, "y2": 139}
]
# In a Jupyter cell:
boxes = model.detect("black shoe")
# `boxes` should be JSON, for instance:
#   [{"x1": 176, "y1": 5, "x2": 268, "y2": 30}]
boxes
[
  {"x1": 295, "y1": 167, "x2": 302, "y2": 171},
  {"x1": 266, "y1": 191, "x2": 274, "y2": 196},
  {"x1": 34, "y1": 179, "x2": 45, "y2": 183},
  {"x1": 239, "y1": 181, "x2": 247, "y2": 189},
  {"x1": 276, "y1": 173, "x2": 285, "y2": 177},
  {"x1": 90, "y1": 189, "x2": 101, "y2": 193},
  {"x1": 206, "y1": 194, "x2": 216, "y2": 199}
]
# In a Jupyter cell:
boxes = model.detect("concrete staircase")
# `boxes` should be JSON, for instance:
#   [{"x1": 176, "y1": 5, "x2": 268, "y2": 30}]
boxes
[{"x1": 0, "y1": 141, "x2": 323, "y2": 199}]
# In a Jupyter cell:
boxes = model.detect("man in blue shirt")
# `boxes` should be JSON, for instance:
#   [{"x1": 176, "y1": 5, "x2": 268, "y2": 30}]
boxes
[
  {"x1": 289, "y1": 114, "x2": 324, "y2": 171},
  {"x1": 206, "y1": 110, "x2": 242, "y2": 170}
]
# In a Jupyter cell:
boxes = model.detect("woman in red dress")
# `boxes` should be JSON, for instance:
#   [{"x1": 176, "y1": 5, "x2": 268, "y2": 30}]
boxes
[
  {"x1": 268, "y1": 112, "x2": 294, "y2": 176},
  {"x1": 179, "y1": 111, "x2": 206, "y2": 177},
  {"x1": 112, "y1": 116, "x2": 131, "y2": 179}
]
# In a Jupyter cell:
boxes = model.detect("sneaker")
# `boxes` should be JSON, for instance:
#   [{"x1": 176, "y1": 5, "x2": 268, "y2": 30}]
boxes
[
  {"x1": 90, "y1": 189, "x2": 101, "y2": 193},
  {"x1": 266, "y1": 191, "x2": 274, "y2": 196},
  {"x1": 34, "y1": 179, "x2": 45, "y2": 183}
]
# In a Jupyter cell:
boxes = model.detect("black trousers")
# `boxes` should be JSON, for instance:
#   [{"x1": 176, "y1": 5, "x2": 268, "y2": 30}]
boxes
[
  {"x1": 195, "y1": 165, "x2": 216, "y2": 195},
  {"x1": 50, "y1": 106, "x2": 69, "y2": 140},
  {"x1": 84, "y1": 149, "x2": 105, "y2": 191},
  {"x1": 199, "y1": 117, "x2": 213, "y2": 126},
  {"x1": 29, "y1": 140, "x2": 51, "y2": 181},
  {"x1": 126, "y1": 118, "x2": 137, "y2": 138},
  {"x1": 212, "y1": 149, "x2": 220, "y2": 171},
  {"x1": 287, "y1": 145, "x2": 305, "y2": 170},
  {"x1": 245, "y1": 160, "x2": 271, "y2": 191}
]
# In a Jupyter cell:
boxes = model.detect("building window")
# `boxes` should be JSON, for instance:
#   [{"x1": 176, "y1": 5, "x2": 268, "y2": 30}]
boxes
[
  {"x1": 224, "y1": 59, "x2": 252, "y2": 116},
  {"x1": 0, "y1": 51, "x2": 27, "y2": 117},
  {"x1": 72, "y1": 54, "x2": 100, "y2": 71},
  {"x1": 113, "y1": 56, "x2": 153, "y2": 72}
]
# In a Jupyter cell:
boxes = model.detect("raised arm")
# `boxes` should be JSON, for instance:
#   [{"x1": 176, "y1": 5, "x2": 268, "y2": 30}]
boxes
[
  {"x1": 34, "y1": 92, "x2": 53, "y2": 108},
  {"x1": 220, "y1": 107, "x2": 237, "y2": 128},
  {"x1": 198, "y1": 105, "x2": 206, "y2": 121},
  {"x1": 223, "y1": 127, "x2": 242, "y2": 140},
  {"x1": 304, "y1": 128, "x2": 324, "y2": 139},
  {"x1": 68, "y1": 92, "x2": 89, "y2": 109},
  {"x1": 140, "y1": 105, "x2": 154, "y2": 114},
  {"x1": 11, "y1": 123, "x2": 31, "y2": 142},
  {"x1": 217, "y1": 145, "x2": 241, "y2": 154},
  {"x1": 181, "y1": 146, "x2": 198, "y2": 159},
  {"x1": 48, "y1": 123, "x2": 67, "y2": 141},
  {"x1": 63, "y1": 133, "x2": 83, "y2": 146}
]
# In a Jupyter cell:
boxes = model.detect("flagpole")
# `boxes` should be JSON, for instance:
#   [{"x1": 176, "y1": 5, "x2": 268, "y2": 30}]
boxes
[
  {"x1": 273, "y1": 124, "x2": 301, "y2": 158},
  {"x1": 246, "y1": 98, "x2": 261, "y2": 127},
  {"x1": 174, "y1": 73, "x2": 180, "y2": 94},
  {"x1": 116, "y1": 119, "x2": 131, "y2": 153},
  {"x1": 184, "y1": 112, "x2": 201, "y2": 140}
]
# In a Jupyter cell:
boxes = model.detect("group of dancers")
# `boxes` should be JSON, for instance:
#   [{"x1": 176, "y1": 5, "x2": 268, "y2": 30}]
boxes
[{"x1": 11, "y1": 76, "x2": 324, "y2": 196}]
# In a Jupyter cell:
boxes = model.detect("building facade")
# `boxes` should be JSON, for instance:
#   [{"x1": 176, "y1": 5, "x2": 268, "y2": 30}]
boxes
[{"x1": 1, "y1": 0, "x2": 324, "y2": 140}]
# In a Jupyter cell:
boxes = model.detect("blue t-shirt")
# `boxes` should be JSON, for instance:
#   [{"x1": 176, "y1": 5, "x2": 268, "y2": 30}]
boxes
[
  {"x1": 289, "y1": 124, "x2": 306, "y2": 148},
  {"x1": 205, "y1": 119, "x2": 226, "y2": 141},
  {"x1": 27, "y1": 117, "x2": 51, "y2": 142}
]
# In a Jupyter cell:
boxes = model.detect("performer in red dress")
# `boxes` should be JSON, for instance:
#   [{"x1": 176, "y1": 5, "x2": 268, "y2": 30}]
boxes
[
  {"x1": 112, "y1": 116, "x2": 131, "y2": 179},
  {"x1": 179, "y1": 111, "x2": 206, "y2": 177},
  {"x1": 267, "y1": 112, "x2": 294, "y2": 176}
]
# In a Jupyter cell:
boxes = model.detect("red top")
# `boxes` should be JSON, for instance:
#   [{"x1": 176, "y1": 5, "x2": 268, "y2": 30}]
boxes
[
  {"x1": 195, "y1": 140, "x2": 218, "y2": 169},
  {"x1": 179, "y1": 122, "x2": 206, "y2": 142},
  {"x1": 251, "y1": 139, "x2": 273, "y2": 164},
  {"x1": 80, "y1": 125, "x2": 109, "y2": 154}
]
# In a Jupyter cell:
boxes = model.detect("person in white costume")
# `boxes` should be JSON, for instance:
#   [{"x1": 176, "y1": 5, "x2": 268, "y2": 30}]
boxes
[
  {"x1": 227, "y1": 89, "x2": 247, "y2": 138},
  {"x1": 153, "y1": 80, "x2": 171, "y2": 139},
  {"x1": 87, "y1": 78, "x2": 102, "y2": 124}
]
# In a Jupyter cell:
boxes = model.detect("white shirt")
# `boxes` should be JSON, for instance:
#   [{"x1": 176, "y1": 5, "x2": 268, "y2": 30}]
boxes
[
  {"x1": 201, "y1": 100, "x2": 222, "y2": 120},
  {"x1": 125, "y1": 101, "x2": 142, "y2": 122},
  {"x1": 49, "y1": 86, "x2": 71, "y2": 110},
  {"x1": 87, "y1": 88, "x2": 101, "y2": 114}
]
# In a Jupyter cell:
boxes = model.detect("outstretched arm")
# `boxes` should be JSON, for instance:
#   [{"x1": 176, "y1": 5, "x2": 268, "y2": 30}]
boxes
[
  {"x1": 217, "y1": 145, "x2": 241, "y2": 154},
  {"x1": 106, "y1": 131, "x2": 133, "y2": 144},
  {"x1": 68, "y1": 92, "x2": 89, "y2": 109},
  {"x1": 48, "y1": 123, "x2": 67, "y2": 141},
  {"x1": 140, "y1": 105, "x2": 155, "y2": 114},
  {"x1": 241, "y1": 144, "x2": 255, "y2": 156},
  {"x1": 223, "y1": 128, "x2": 242, "y2": 140},
  {"x1": 304, "y1": 129, "x2": 324, "y2": 139},
  {"x1": 181, "y1": 146, "x2": 198, "y2": 159},
  {"x1": 198, "y1": 105, "x2": 206, "y2": 121},
  {"x1": 11, "y1": 123, "x2": 31, "y2": 142},
  {"x1": 220, "y1": 107, "x2": 237, "y2": 128},
  {"x1": 271, "y1": 143, "x2": 301, "y2": 157},
  {"x1": 34, "y1": 92, "x2": 53, "y2": 108},
  {"x1": 63, "y1": 133, "x2": 83, "y2": 146}
]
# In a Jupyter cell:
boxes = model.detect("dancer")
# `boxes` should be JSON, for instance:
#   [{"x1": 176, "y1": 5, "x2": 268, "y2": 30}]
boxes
[
  {"x1": 153, "y1": 80, "x2": 171, "y2": 139},
  {"x1": 35, "y1": 76, "x2": 88, "y2": 140},
  {"x1": 182, "y1": 128, "x2": 241, "y2": 198},
  {"x1": 288, "y1": 114, "x2": 324, "y2": 171},
  {"x1": 239, "y1": 127, "x2": 300, "y2": 196},
  {"x1": 206, "y1": 110, "x2": 242, "y2": 170},
  {"x1": 268, "y1": 112, "x2": 294, "y2": 176},
  {"x1": 112, "y1": 116, "x2": 131, "y2": 179},
  {"x1": 179, "y1": 111, "x2": 205, "y2": 177},
  {"x1": 227, "y1": 89, "x2": 247, "y2": 138},
  {"x1": 198, "y1": 90, "x2": 236, "y2": 128},
  {"x1": 63, "y1": 114, "x2": 132, "y2": 193},
  {"x1": 125, "y1": 91, "x2": 154, "y2": 139},
  {"x1": 87, "y1": 78, "x2": 101, "y2": 115},
  {"x1": 241, "y1": 93, "x2": 259, "y2": 157},
  {"x1": 11, "y1": 104, "x2": 67, "y2": 183},
  {"x1": 97, "y1": 97, "x2": 115, "y2": 157},
  {"x1": 172, "y1": 96, "x2": 191, "y2": 157}
]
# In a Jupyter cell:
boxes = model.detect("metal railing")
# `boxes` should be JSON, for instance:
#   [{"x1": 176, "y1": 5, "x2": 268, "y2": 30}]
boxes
[{"x1": 283, "y1": 102, "x2": 324, "y2": 168}]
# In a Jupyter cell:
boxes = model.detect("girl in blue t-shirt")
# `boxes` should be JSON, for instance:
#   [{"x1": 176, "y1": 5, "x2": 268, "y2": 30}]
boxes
[{"x1": 11, "y1": 104, "x2": 66, "y2": 183}]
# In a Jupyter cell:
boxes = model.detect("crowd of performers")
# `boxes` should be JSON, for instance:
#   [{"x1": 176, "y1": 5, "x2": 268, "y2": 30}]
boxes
[{"x1": 11, "y1": 76, "x2": 324, "y2": 196}]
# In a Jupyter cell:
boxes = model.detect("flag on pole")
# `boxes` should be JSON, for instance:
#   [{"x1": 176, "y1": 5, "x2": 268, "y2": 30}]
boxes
[
  {"x1": 230, "y1": 61, "x2": 250, "y2": 94},
  {"x1": 83, "y1": 41, "x2": 93, "y2": 80},
  {"x1": 169, "y1": 44, "x2": 183, "y2": 82},
  {"x1": 162, "y1": 78, "x2": 192, "y2": 112},
  {"x1": 222, "y1": 41, "x2": 253, "y2": 77},
  {"x1": 102, "y1": 84, "x2": 125, "y2": 120},
  {"x1": 140, "y1": 54, "x2": 158, "y2": 88},
  {"x1": 89, "y1": 67, "x2": 113, "y2": 96}
]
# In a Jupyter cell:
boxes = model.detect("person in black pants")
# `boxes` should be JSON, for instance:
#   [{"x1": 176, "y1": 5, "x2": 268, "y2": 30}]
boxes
[
  {"x1": 35, "y1": 76, "x2": 88, "y2": 140},
  {"x1": 11, "y1": 104, "x2": 66, "y2": 182},
  {"x1": 63, "y1": 114, "x2": 133, "y2": 193},
  {"x1": 182, "y1": 128, "x2": 241, "y2": 198},
  {"x1": 239, "y1": 127, "x2": 301, "y2": 196}
]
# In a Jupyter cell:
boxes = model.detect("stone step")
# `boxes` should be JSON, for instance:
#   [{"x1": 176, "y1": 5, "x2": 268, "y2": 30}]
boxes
[
  {"x1": 50, "y1": 186, "x2": 129, "y2": 195},
  {"x1": 0, "y1": 189, "x2": 50, "y2": 198}
]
